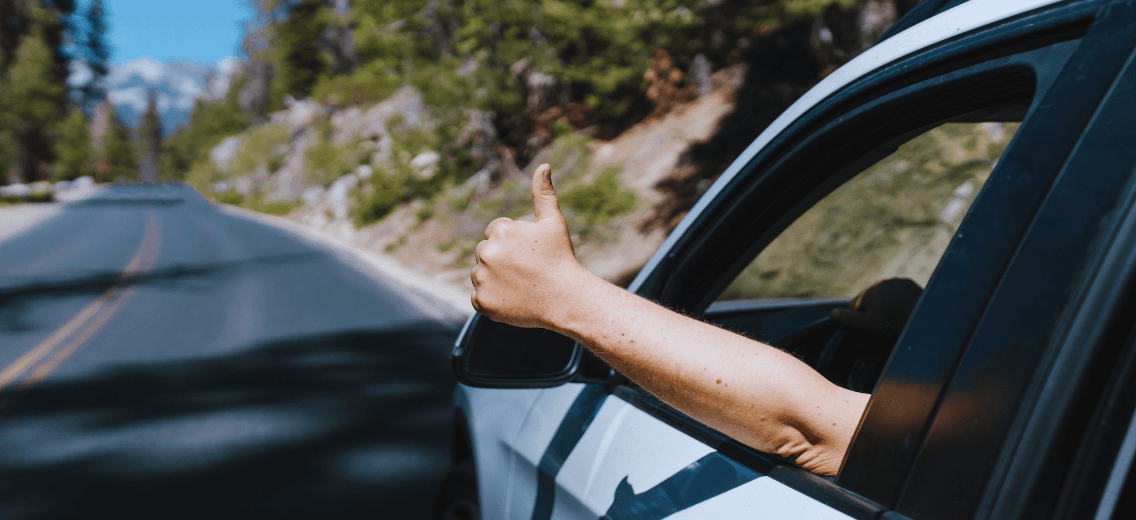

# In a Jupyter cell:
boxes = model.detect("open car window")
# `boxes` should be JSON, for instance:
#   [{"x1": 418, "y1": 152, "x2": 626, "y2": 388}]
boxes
[{"x1": 717, "y1": 122, "x2": 1020, "y2": 302}]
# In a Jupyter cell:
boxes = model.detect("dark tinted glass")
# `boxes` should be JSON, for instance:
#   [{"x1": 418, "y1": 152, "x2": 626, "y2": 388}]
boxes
[{"x1": 465, "y1": 319, "x2": 577, "y2": 378}]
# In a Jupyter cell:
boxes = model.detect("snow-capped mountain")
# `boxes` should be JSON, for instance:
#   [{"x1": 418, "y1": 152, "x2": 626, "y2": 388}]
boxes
[{"x1": 106, "y1": 56, "x2": 239, "y2": 135}]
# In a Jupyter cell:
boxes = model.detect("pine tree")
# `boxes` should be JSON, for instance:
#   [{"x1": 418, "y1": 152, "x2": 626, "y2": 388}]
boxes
[
  {"x1": 53, "y1": 107, "x2": 94, "y2": 180},
  {"x1": 272, "y1": 0, "x2": 328, "y2": 102},
  {"x1": 4, "y1": 27, "x2": 65, "y2": 182},
  {"x1": 80, "y1": 0, "x2": 112, "y2": 110},
  {"x1": 138, "y1": 89, "x2": 161, "y2": 183},
  {"x1": 102, "y1": 117, "x2": 138, "y2": 182}
]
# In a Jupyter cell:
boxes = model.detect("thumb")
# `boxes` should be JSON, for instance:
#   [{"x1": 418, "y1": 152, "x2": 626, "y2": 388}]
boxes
[{"x1": 532, "y1": 163, "x2": 563, "y2": 222}]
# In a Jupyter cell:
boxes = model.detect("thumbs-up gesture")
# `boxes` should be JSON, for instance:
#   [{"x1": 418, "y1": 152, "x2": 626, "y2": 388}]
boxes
[{"x1": 472, "y1": 164, "x2": 588, "y2": 329}]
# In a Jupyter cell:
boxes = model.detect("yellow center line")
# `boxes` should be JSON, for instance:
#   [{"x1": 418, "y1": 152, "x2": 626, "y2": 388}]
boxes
[{"x1": 0, "y1": 210, "x2": 162, "y2": 395}]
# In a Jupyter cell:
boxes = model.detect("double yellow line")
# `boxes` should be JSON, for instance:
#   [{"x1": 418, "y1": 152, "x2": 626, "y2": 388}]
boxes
[{"x1": 0, "y1": 210, "x2": 162, "y2": 400}]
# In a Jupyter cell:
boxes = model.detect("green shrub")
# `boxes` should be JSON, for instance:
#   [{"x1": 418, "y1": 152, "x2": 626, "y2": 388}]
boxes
[
  {"x1": 245, "y1": 198, "x2": 302, "y2": 215},
  {"x1": 560, "y1": 164, "x2": 637, "y2": 227},
  {"x1": 354, "y1": 168, "x2": 411, "y2": 226},
  {"x1": 213, "y1": 191, "x2": 244, "y2": 205},
  {"x1": 230, "y1": 124, "x2": 290, "y2": 179}
]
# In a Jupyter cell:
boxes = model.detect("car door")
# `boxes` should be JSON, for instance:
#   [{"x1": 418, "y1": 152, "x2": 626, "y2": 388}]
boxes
[{"x1": 516, "y1": 2, "x2": 1124, "y2": 519}]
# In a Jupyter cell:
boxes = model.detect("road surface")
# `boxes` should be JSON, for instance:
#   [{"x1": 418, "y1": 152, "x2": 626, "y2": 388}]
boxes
[{"x1": 0, "y1": 185, "x2": 465, "y2": 519}]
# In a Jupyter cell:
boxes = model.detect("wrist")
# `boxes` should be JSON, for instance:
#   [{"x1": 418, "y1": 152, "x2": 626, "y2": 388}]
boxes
[{"x1": 542, "y1": 264, "x2": 609, "y2": 339}]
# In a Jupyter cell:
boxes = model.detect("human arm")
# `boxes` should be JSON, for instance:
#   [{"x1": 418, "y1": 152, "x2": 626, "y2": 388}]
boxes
[{"x1": 471, "y1": 164, "x2": 870, "y2": 476}]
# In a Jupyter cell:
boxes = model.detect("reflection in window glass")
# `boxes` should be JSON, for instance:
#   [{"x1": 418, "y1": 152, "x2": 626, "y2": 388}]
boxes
[{"x1": 718, "y1": 122, "x2": 1019, "y2": 301}]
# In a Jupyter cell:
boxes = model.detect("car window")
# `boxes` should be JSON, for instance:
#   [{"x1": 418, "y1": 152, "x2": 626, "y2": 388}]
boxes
[{"x1": 717, "y1": 122, "x2": 1020, "y2": 302}]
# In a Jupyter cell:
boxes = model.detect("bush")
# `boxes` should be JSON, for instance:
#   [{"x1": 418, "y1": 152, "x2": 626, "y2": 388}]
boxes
[
  {"x1": 229, "y1": 124, "x2": 290, "y2": 179},
  {"x1": 353, "y1": 168, "x2": 411, "y2": 226},
  {"x1": 560, "y1": 164, "x2": 637, "y2": 227}
]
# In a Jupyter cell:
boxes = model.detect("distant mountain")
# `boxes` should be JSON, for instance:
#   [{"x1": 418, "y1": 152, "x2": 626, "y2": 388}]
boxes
[{"x1": 106, "y1": 57, "x2": 239, "y2": 136}]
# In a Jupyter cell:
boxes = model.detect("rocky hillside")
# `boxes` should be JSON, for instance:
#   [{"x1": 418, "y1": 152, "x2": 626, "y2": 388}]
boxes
[
  {"x1": 197, "y1": 63, "x2": 746, "y2": 294},
  {"x1": 175, "y1": 0, "x2": 927, "y2": 295}
]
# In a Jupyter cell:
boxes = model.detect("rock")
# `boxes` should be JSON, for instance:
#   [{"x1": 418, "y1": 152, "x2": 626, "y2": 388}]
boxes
[
  {"x1": 356, "y1": 165, "x2": 373, "y2": 180},
  {"x1": 210, "y1": 136, "x2": 242, "y2": 172},
  {"x1": 526, "y1": 71, "x2": 557, "y2": 113},
  {"x1": 52, "y1": 180, "x2": 71, "y2": 193},
  {"x1": 239, "y1": 59, "x2": 274, "y2": 120},
  {"x1": 73, "y1": 176, "x2": 94, "y2": 189},
  {"x1": 308, "y1": 212, "x2": 329, "y2": 228},
  {"x1": 213, "y1": 181, "x2": 230, "y2": 193},
  {"x1": 301, "y1": 186, "x2": 326, "y2": 207},
  {"x1": 327, "y1": 174, "x2": 360, "y2": 220},
  {"x1": 410, "y1": 151, "x2": 440, "y2": 179},
  {"x1": 857, "y1": 1, "x2": 897, "y2": 51},
  {"x1": 689, "y1": 54, "x2": 713, "y2": 96},
  {"x1": 235, "y1": 176, "x2": 254, "y2": 196},
  {"x1": 29, "y1": 181, "x2": 51, "y2": 194},
  {"x1": 0, "y1": 183, "x2": 29, "y2": 197},
  {"x1": 458, "y1": 111, "x2": 497, "y2": 164},
  {"x1": 270, "y1": 98, "x2": 324, "y2": 134}
]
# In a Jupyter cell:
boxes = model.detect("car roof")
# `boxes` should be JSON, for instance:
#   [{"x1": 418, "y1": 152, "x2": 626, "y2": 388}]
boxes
[{"x1": 627, "y1": 0, "x2": 1065, "y2": 294}]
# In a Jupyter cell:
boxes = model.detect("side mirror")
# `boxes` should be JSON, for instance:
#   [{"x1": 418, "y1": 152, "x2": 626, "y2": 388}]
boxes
[{"x1": 452, "y1": 314, "x2": 583, "y2": 388}]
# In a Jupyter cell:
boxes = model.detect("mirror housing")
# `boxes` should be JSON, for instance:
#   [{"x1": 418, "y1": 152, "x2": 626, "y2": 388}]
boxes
[{"x1": 452, "y1": 314, "x2": 583, "y2": 388}]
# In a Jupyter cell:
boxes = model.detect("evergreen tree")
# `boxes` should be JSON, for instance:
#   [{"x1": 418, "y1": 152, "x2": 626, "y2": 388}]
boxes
[
  {"x1": 53, "y1": 107, "x2": 94, "y2": 180},
  {"x1": 80, "y1": 0, "x2": 112, "y2": 110},
  {"x1": 138, "y1": 89, "x2": 161, "y2": 183},
  {"x1": 272, "y1": 0, "x2": 328, "y2": 103},
  {"x1": 101, "y1": 117, "x2": 137, "y2": 182},
  {"x1": 4, "y1": 27, "x2": 65, "y2": 182}
]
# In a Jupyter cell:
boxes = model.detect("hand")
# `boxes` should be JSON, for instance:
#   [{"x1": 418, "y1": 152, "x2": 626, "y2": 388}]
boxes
[
  {"x1": 830, "y1": 278, "x2": 923, "y2": 337},
  {"x1": 471, "y1": 164, "x2": 586, "y2": 329}
]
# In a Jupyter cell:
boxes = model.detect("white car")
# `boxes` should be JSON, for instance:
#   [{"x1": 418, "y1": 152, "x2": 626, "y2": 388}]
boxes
[{"x1": 441, "y1": 1, "x2": 1136, "y2": 519}]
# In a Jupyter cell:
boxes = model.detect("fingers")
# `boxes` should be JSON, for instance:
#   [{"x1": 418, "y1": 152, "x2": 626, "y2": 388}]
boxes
[
  {"x1": 474, "y1": 240, "x2": 489, "y2": 266},
  {"x1": 531, "y1": 163, "x2": 564, "y2": 222},
  {"x1": 485, "y1": 217, "x2": 513, "y2": 239}
]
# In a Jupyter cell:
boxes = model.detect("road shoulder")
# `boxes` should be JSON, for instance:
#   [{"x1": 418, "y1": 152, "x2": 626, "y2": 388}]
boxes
[{"x1": 0, "y1": 204, "x2": 64, "y2": 246}]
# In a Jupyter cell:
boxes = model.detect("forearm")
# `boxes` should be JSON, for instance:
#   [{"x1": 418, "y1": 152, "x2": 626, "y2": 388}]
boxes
[
  {"x1": 548, "y1": 267, "x2": 869, "y2": 476},
  {"x1": 472, "y1": 163, "x2": 868, "y2": 476}
]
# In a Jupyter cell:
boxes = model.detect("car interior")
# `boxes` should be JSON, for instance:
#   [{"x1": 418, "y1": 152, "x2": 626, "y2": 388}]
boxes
[{"x1": 705, "y1": 115, "x2": 1025, "y2": 394}]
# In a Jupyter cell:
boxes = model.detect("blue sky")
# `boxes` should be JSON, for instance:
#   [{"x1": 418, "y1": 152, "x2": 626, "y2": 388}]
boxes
[{"x1": 101, "y1": 0, "x2": 254, "y2": 64}]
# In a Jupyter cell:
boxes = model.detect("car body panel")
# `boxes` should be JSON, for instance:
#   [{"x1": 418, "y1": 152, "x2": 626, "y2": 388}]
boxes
[
  {"x1": 664, "y1": 478, "x2": 854, "y2": 520},
  {"x1": 453, "y1": 383, "x2": 542, "y2": 519}
]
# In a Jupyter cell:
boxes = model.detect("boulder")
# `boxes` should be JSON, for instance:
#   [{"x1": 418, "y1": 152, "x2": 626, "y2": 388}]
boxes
[
  {"x1": 0, "y1": 184, "x2": 30, "y2": 197},
  {"x1": 235, "y1": 176, "x2": 254, "y2": 196},
  {"x1": 210, "y1": 136, "x2": 242, "y2": 172},
  {"x1": 410, "y1": 151, "x2": 440, "y2": 179},
  {"x1": 270, "y1": 98, "x2": 324, "y2": 134},
  {"x1": 327, "y1": 173, "x2": 360, "y2": 220},
  {"x1": 301, "y1": 186, "x2": 326, "y2": 207},
  {"x1": 356, "y1": 165, "x2": 373, "y2": 180}
]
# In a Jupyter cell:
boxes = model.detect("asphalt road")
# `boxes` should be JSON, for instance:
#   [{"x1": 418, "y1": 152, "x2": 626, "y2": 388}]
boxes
[{"x1": 0, "y1": 185, "x2": 464, "y2": 519}]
